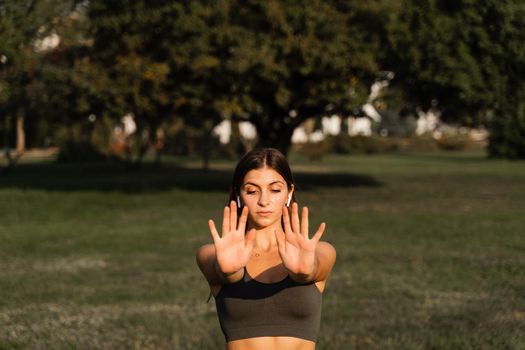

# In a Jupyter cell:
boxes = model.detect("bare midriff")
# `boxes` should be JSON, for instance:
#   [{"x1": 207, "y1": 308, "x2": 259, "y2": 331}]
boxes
[{"x1": 227, "y1": 336, "x2": 316, "y2": 350}]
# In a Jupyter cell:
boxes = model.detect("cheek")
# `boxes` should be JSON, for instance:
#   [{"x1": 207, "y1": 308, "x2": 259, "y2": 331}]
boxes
[
  {"x1": 240, "y1": 195, "x2": 257, "y2": 209},
  {"x1": 271, "y1": 192, "x2": 288, "y2": 205},
  {"x1": 273, "y1": 193, "x2": 286, "y2": 205}
]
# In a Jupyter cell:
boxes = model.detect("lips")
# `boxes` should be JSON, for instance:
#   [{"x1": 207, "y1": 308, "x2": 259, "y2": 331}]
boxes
[{"x1": 256, "y1": 211, "x2": 273, "y2": 217}]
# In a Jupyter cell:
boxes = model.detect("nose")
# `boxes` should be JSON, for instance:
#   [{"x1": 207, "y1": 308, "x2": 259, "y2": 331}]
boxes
[{"x1": 258, "y1": 190, "x2": 270, "y2": 207}]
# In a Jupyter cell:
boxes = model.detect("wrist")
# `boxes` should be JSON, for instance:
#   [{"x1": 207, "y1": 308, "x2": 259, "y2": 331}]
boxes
[
  {"x1": 290, "y1": 256, "x2": 318, "y2": 283},
  {"x1": 214, "y1": 258, "x2": 242, "y2": 283}
]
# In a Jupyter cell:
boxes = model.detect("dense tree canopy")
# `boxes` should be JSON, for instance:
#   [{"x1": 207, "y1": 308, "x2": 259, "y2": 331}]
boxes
[
  {"x1": 82, "y1": 0, "x2": 373, "y2": 156},
  {"x1": 0, "y1": 0, "x2": 77, "y2": 170},
  {"x1": 220, "y1": 0, "x2": 358, "y2": 153},
  {"x1": 1, "y1": 0, "x2": 525, "y2": 160},
  {"x1": 381, "y1": 0, "x2": 525, "y2": 157}
]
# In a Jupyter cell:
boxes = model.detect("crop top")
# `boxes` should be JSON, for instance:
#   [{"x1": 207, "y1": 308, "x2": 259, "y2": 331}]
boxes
[{"x1": 214, "y1": 267, "x2": 322, "y2": 342}]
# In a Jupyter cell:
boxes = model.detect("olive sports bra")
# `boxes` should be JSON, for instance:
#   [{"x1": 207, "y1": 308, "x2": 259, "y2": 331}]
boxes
[{"x1": 214, "y1": 267, "x2": 322, "y2": 342}]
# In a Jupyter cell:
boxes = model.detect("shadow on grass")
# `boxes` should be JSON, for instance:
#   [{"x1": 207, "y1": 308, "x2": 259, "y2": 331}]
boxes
[{"x1": 0, "y1": 161, "x2": 382, "y2": 193}]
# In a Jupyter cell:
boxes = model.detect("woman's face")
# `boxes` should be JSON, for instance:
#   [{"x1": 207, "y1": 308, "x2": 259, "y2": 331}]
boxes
[{"x1": 240, "y1": 167, "x2": 293, "y2": 229}]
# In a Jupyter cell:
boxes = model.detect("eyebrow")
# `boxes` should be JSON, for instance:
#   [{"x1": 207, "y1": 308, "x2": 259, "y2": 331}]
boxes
[{"x1": 242, "y1": 181, "x2": 285, "y2": 187}]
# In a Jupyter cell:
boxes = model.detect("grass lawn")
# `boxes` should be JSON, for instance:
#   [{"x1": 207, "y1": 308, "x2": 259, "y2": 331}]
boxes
[{"x1": 1, "y1": 150, "x2": 524, "y2": 349}]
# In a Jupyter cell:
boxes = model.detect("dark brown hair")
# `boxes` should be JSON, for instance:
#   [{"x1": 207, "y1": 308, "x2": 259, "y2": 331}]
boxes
[{"x1": 229, "y1": 148, "x2": 296, "y2": 212}]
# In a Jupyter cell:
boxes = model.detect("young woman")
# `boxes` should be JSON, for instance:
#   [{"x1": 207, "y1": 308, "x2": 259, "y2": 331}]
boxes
[{"x1": 196, "y1": 148, "x2": 336, "y2": 350}]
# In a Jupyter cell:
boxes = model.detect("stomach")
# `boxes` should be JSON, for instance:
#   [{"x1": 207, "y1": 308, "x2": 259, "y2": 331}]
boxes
[{"x1": 227, "y1": 336, "x2": 316, "y2": 350}]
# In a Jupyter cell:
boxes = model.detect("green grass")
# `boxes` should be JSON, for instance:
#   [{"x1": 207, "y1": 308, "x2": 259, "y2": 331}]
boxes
[{"x1": 1, "y1": 151, "x2": 524, "y2": 349}]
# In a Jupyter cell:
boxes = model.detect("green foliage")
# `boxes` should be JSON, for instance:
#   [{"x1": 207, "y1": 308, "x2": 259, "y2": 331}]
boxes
[
  {"x1": 382, "y1": 0, "x2": 525, "y2": 157},
  {"x1": 298, "y1": 133, "x2": 476, "y2": 158},
  {"x1": 3, "y1": 0, "x2": 525, "y2": 160},
  {"x1": 228, "y1": 0, "x2": 359, "y2": 153},
  {"x1": 329, "y1": 134, "x2": 399, "y2": 155},
  {"x1": 84, "y1": 0, "x2": 375, "y2": 155},
  {"x1": 298, "y1": 135, "x2": 400, "y2": 159},
  {"x1": 401, "y1": 134, "x2": 440, "y2": 152},
  {"x1": 296, "y1": 140, "x2": 332, "y2": 160},
  {"x1": 383, "y1": 0, "x2": 488, "y2": 119},
  {"x1": 436, "y1": 133, "x2": 473, "y2": 152},
  {"x1": 163, "y1": 120, "x2": 221, "y2": 158},
  {"x1": 0, "y1": 0, "x2": 77, "y2": 142},
  {"x1": 488, "y1": 99, "x2": 525, "y2": 159}
]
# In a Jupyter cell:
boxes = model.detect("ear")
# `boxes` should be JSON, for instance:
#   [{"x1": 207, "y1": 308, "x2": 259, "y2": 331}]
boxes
[{"x1": 287, "y1": 184, "x2": 295, "y2": 206}]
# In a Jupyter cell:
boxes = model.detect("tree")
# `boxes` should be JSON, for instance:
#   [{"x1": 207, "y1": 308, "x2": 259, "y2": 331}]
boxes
[
  {"x1": 215, "y1": 0, "x2": 360, "y2": 154},
  {"x1": 85, "y1": 1, "x2": 241, "y2": 166},
  {"x1": 0, "y1": 0, "x2": 76, "y2": 171},
  {"x1": 482, "y1": 1, "x2": 525, "y2": 158},
  {"x1": 83, "y1": 0, "x2": 173, "y2": 165},
  {"x1": 382, "y1": 0, "x2": 525, "y2": 157}
]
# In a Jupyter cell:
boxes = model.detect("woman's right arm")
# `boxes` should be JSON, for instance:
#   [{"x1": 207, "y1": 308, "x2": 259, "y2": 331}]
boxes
[
  {"x1": 196, "y1": 243, "x2": 245, "y2": 289},
  {"x1": 196, "y1": 202, "x2": 255, "y2": 289}
]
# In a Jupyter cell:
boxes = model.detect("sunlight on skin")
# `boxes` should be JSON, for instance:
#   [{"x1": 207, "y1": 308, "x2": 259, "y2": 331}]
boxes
[{"x1": 208, "y1": 167, "x2": 327, "y2": 280}]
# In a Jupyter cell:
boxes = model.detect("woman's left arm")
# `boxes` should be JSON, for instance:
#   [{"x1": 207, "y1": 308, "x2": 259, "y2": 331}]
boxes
[
  {"x1": 275, "y1": 203, "x2": 337, "y2": 283},
  {"x1": 306, "y1": 241, "x2": 336, "y2": 283}
]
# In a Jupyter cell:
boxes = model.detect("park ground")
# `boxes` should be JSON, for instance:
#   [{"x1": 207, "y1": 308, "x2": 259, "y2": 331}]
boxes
[{"x1": 1, "y1": 150, "x2": 524, "y2": 349}]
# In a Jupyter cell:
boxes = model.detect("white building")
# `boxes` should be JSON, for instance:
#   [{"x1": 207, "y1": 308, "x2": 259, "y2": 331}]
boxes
[{"x1": 212, "y1": 120, "x2": 257, "y2": 144}]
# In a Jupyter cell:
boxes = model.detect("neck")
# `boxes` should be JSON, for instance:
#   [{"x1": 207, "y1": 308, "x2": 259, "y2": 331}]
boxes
[{"x1": 248, "y1": 221, "x2": 282, "y2": 252}]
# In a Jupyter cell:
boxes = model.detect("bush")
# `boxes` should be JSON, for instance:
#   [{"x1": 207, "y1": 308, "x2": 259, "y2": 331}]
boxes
[
  {"x1": 296, "y1": 130, "x2": 481, "y2": 158},
  {"x1": 436, "y1": 133, "x2": 473, "y2": 151},
  {"x1": 399, "y1": 134, "x2": 440, "y2": 152},
  {"x1": 488, "y1": 101, "x2": 525, "y2": 159},
  {"x1": 297, "y1": 140, "x2": 332, "y2": 160},
  {"x1": 328, "y1": 134, "x2": 399, "y2": 154}
]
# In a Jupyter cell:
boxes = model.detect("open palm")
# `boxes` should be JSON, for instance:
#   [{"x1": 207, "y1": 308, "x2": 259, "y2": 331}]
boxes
[
  {"x1": 275, "y1": 202, "x2": 326, "y2": 276},
  {"x1": 208, "y1": 201, "x2": 255, "y2": 275}
]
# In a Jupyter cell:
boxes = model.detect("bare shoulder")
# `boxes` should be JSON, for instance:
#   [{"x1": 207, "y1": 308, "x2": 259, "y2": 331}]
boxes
[
  {"x1": 196, "y1": 243, "x2": 223, "y2": 291},
  {"x1": 317, "y1": 241, "x2": 336, "y2": 260},
  {"x1": 316, "y1": 241, "x2": 336, "y2": 278},
  {"x1": 196, "y1": 243, "x2": 215, "y2": 260},
  {"x1": 196, "y1": 243, "x2": 215, "y2": 270}
]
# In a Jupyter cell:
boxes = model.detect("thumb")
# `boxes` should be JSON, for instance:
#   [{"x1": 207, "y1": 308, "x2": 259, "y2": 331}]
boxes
[
  {"x1": 245, "y1": 228, "x2": 256, "y2": 250},
  {"x1": 275, "y1": 229, "x2": 286, "y2": 253}
]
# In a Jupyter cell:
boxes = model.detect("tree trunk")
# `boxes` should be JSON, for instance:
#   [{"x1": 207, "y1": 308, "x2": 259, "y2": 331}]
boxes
[
  {"x1": 16, "y1": 109, "x2": 25, "y2": 154},
  {"x1": 128, "y1": 122, "x2": 154, "y2": 169},
  {"x1": 255, "y1": 122, "x2": 295, "y2": 156},
  {"x1": 153, "y1": 127, "x2": 165, "y2": 166},
  {"x1": 201, "y1": 126, "x2": 213, "y2": 171},
  {"x1": 1, "y1": 109, "x2": 25, "y2": 174},
  {"x1": 135, "y1": 130, "x2": 150, "y2": 168}
]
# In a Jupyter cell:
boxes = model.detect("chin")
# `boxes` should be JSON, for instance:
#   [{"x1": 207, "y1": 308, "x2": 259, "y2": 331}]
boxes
[{"x1": 251, "y1": 216, "x2": 279, "y2": 229}]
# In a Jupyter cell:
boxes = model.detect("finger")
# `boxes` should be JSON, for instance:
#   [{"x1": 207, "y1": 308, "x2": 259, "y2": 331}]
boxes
[
  {"x1": 312, "y1": 222, "x2": 326, "y2": 243},
  {"x1": 245, "y1": 228, "x2": 256, "y2": 251},
  {"x1": 274, "y1": 229, "x2": 286, "y2": 253},
  {"x1": 208, "y1": 220, "x2": 220, "y2": 243},
  {"x1": 301, "y1": 206, "x2": 309, "y2": 238},
  {"x1": 238, "y1": 206, "x2": 248, "y2": 232},
  {"x1": 230, "y1": 200, "x2": 237, "y2": 232},
  {"x1": 282, "y1": 206, "x2": 293, "y2": 234},
  {"x1": 222, "y1": 206, "x2": 230, "y2": 234},
  {"x1": 291, "y1": 202, "x2": 301, "y2": 234}
]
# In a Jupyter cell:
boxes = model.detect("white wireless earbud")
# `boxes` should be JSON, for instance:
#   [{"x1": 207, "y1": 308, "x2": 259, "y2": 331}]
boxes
[
  {"x1": 286, "y1": 194, "x2": 292, "y2": 207},
  {"x1": 237, "y1": 195, "x2": 241, "y2": 208}
]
